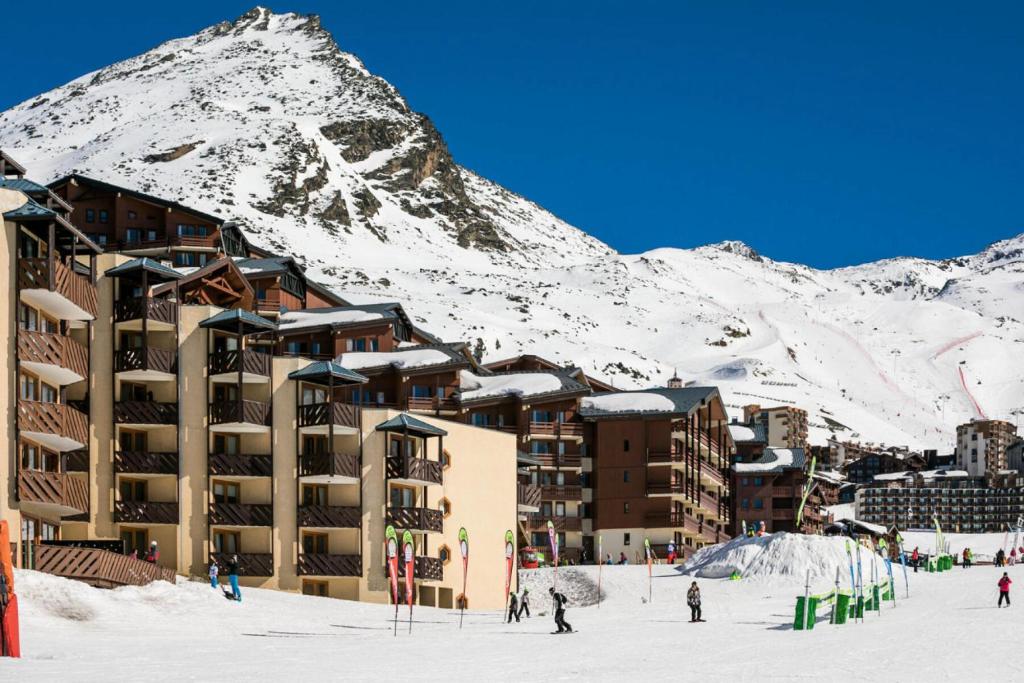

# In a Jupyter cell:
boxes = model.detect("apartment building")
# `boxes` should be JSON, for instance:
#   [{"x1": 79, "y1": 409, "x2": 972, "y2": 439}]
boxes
[
  {"x1": 742, "y1": 404, "x2": 808, "y2": 449},
  {"x1": 957, "y1": 419, "x2": 1018, "y2": 478}
]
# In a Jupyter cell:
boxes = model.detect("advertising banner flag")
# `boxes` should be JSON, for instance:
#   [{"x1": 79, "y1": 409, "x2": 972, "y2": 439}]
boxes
[
  {"x1": 547, "y1": 520, "x2": 558, "y2": 590},
  {"x1": 644, "y1": 538, "x2": 653, "y2": 603},
  {"x1": 458, "y1": 527, "x2": 469, "y2": 629},
  {"x1": 503, "y1": 530, "x2": 515, "y2": 620},
  {"x1": 385, "y1": 525, "x2": 399, "y2": 636},
  {"x1": 795, "y1": 455, "x2": 817, "y2": 526},
  {"x1": 403, "y1": 530, "x2": 415, "y2": 634}
]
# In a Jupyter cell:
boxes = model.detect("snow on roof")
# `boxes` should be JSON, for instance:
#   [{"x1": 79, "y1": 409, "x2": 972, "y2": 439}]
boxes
[
  {"x1": 813, "y1": 469, "x2": 847, "y2": 484},
  {"x1": 457, "y1": 370, "x2": 563, "y2": 401},
  {"x1": 279, "y1": 308, "x2": 385, "y2": 331},
  {"x1": 728, "y1": 424, "x2": 757, "y2": 442},
  {"x1": 336, "y1": 348, "x2": 452, "y2": 370},
  {"x1": 832, "y1": 517, "x2": 887, "y2": 536},
  {"x1": 873, "y1": 471, "x2": 912, "y2": 481},
  {"x1": 581, "y1": 392, "x2": 677, "y2": 414},
  {"x1": 733, "y1": 448, "x2": 805, "y2": 474}
]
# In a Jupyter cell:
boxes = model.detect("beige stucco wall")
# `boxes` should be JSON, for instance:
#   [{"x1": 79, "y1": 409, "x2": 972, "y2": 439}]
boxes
[{"x1": 0, "y1": 192, "x2": 21, "y2": 556}]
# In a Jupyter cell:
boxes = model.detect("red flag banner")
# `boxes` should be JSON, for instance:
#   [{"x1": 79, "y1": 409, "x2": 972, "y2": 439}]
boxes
[
  {"x1": 503, "y1": 529, "x2": 515, "y2": 617},
  {"x1": 403, "y1": 530, "x2": 415, "y2": 634}
]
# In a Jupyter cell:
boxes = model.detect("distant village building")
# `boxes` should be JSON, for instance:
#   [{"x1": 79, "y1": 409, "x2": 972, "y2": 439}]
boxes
[
  {"x1": 956, "y1": 419, "x2": 1018, "y2": 477},
  {"x1": 742, "y1": 404, "x2": 808, "y2": 449}
]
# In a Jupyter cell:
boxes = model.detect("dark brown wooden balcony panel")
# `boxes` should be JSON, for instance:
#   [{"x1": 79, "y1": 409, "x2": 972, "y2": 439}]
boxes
[
  {"x1": 209, "y1": 349, "x2": 271, "y2": 377},
  {"x1": 114, "y1": 347, "x2": 177, "y2": 374},
  {"x1": 299, "y1": 452, "x2": 360, "y2": 479},
  {"x1": 647, "y1": 482, "x2": 686, "y2": 496},
  {"x1": 114, "y1": 400, "x2": 178, "y2": 425},
  {"x1": 17, "y1": 400, "x2": 89, "y2": 446},
  {"x1": 386, "y1": 507, "x2": 443, "y2": 533},
  {"x1": 115, "y1": 451, "x2": 178, "y2": 475},
  {"x1": 209, "y1": 502, "x2": 273, "y2": 527},
  {"x1": 112, "y1": 296, "x2": 177, "y2": 325},
  {"x1": 210, "y1": 552, "x2": 273, "y2": 577},
  {"x1": 517, "y1": 483, "x2": 542, "y2": 509},
  {"x1": 393, "y1": 556, "x2": 443, "y2": 582},
  {"x1": 208, "y1": 453, "x2": 272, "y2": 477},
  {"x1": 533, "y1": 454, "x2": 582, "y2": 468},
  {"x1": 18, "y1": 257, "x2": 98, "y2": 318},
  {"x1": 644, "y1": 511, "x2": 701, "y2": 534},
  {"x1": 34, "y1": 544, "x2": 176, "y2": 587},
  {"x1": 524, "y1": 514, "x2": 582, "y2": 532},
  {"x1": 296, "y1": 402, "x2": 360, "y2": 429},
  {"x1": 540, "y1": 485, "x2": 582, "y2": 501},
  {"x1": 209, "y1": 399, "x2": 271, "y2": 426},
  {"x1": 298, "y1": 505, "x2": 361, "y2": 528},
  {"x1": 114, "y1": 500, "x2": 179, "y2": 525},
  {"x1": 18, "y1": 329, "x2": 89, "y2": 379},
  {"x1": 298, "y1": 553, "x2": 361, "y2": 577},
  {"x1": 385, "y1": 456, "x2": 442, "y2": 486},
  {"x1": 18, "y1": 470, "x2": 89, "y2": 515},
  {"x1": 62, "y1": 450, "x2": 90, "y2": 473}
]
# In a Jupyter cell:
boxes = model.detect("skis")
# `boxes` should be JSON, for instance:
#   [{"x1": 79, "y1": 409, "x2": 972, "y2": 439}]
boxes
[{"x1": 550, "y1": 631, "x2": 578, "y2": 635}]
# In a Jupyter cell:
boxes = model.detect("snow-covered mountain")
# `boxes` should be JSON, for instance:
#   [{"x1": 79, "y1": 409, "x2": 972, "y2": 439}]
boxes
[{"x1": 1, "y1": 7, "x2": 1022, "y2": 450}]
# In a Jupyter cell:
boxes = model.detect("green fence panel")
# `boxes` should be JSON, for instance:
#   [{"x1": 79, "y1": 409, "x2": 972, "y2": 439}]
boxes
[
  {"x1": 834, "y1": 593, "x2": 850, "y2": 624},
  {"x1": 794, "y1": 596, "x2": 806, "y2": 630}
]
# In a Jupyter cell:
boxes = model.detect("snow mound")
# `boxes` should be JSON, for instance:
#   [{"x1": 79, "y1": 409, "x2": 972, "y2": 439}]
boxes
[
  {"x1": 15, "y1": 569, "x2": 100, "y2": 621},
  {"x1": 683, "y1": 533, "x2": 885, "y2": 585},
  {"x1": 518, "y1": 567, "x2": 600, "y2": 608}
]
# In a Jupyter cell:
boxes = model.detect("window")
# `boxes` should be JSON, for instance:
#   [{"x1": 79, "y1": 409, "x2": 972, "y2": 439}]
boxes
[
  {"x1": 19, "y1": 373, "x2": 39, "y2": 401},
  {"x1": 411, "y1": 385, "x2": 432, "y2": 399},
  {"x1": 119, "y1": 479, "x2": 147, "y2": 502},
  {"x1": 370, "y1": 338, "x2": 379, "y2": 352},
  {"x1": 389, "y1": 486, "x2": 415, "y2": 509},
  {"x1": 623, "y1": 470, "x2": 630, "y2": 483},
  {"x1": 741, "y1": 478, "x2": 749, "y2": 486},
  {"x1": 623, "y1": 440, "x2": 630, "y2": 452},
  {"x1": 753, "y1": 477, "x2": 763, "y2": 486},
  {"x1": 302, "y1": 532, "x2": 327, "y2": 554},
  {"x1": 119, "y1": 430, "x2": 147, "y2": 451},
  {"x1": 21, "y1": 444, "x2": 58, "y2": 472},
  {"x1": 213, "y1": 434, "x2": 239, "y2": 455},
  {"x1": 120, "y1": 528, "x2": 148, "y2": 558},
  {"x1": 302, "y1": 484, "x2": 327, "y2": 507},
  {"x1": 623, "y1": 502, "x2": 630, "y2": 514},
  {"x1": 439, "y1": 544, "x2": 452, "y2": 565},
  {"x1": 212, "y1": 480, "x2": 240, "y2": 504},
  {"x1": 174, "y1": 252, "x2": 210, "y2": 267},
  {"x1": 85, "y1": 208, "x2": 96, "y2": 223},
  {"x1": 128, "y1": 210, "x2": 137, "y2": 220},
  {"x1": 439, "y1": 498, "x2": 452, "y2": 518},
  {"x1": 741, "y1": 498, "x2": 749, "y2": 509},
  {"x1": 555, "y1": 502, "x2": 565, "y2": 517},
  {"x1": 753, "y1": 498, "x2": 763, "y2": 510},
  {"x1": 18, "y1": 304, "x2": 37, "y2": 331},
  {"x1": 624, "y1": 533, "x2": 631, "y2": 546},
  {"x1": 301, "y1": 386, "x2": 327, "y2": 406},
  {"x1": 470, "y1": 413, "x2": 490, "y2": 427},
  {"x1": 302, "y1": 580, "x2": 329, "y2": 597},
  {"x1": 212, "y1": 530, "x2": 240, "y2": 554}
]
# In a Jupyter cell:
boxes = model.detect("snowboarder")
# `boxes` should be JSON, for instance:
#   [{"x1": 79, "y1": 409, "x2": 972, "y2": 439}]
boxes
[
  {"x1": 687, "y1": 581, "x2": 703, "y2": 622},
  {"x1": 507, "y1": 591, "x2": 520, "y2": 623},
  {"x1": 998, "y1": 573, "x2": 1012, "y2": 608},
  {"x1": 911, "y1": 547, "x2": 919, "y2": 573},
  {"x1": 667, "y1": 542, "x2": 677, "y2": 565},
  {"x1": 208, "y1": 560, "x2": 219, "y2": 588},
  {"x1": 144, "y1": 540, "x2": 159, "y2": 564},
  {"x1": 549, "y1": 587, "x2": 572, "y2": 633},
  {"x1": 227, "y1": 554, "x2": 241, "y2": 602},
  {"x1": 517, "y1": 588, "x2": 531, "y2": 619}
]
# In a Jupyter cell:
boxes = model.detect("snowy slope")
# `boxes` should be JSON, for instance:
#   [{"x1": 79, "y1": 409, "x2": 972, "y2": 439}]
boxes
[{"x1": 1, "y1": 7, "x2": 1022, "y2": 450}]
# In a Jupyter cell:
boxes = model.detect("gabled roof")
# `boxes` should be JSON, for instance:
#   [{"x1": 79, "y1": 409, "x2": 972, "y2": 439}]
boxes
[
  {"x1": 234, "y1": 256, "x2": 305, "y2": 277},
  {"x1": 305, "y1": 278, "x2": 350, "y2": 307},
  {"x1": 728, "y1": 421, "x2": 768, "y2": 444},
  {"x1": 105, "y1": 257, "x2": 182, "y2": 282},
  {"x1": 288, "y1": 361, "x2": 367, "y2": 385},
  {"x1": 0, "y1": 177, "x2": 73, "y2": 212},
  {"x1": 4, "y1": 199, "x2": 103, "y2": 254},
  {"x1": 0, "y1": 150, "x2": 27, "y2": 176},
  {"x1": 48, "y1": 174, "x2": 223, "y2": 225},
  {"x1": 456, "y1": 369, "x2": 591, "y2": 406},
  {"x1": 199, "y1": 308, "x2": 278, "y2": 335},
  {"x1": 579, "y1": 386, "x2": 721, "y2": 419},
  {"x1": 152, "y1": 256, "x2": 253, "y2": 309},
  {"x1": 375, "y1": 413, "x2": 448, "y2": 437},
  {"x1": 335, "y1": 343, "x2": 472, "y2": 374}
]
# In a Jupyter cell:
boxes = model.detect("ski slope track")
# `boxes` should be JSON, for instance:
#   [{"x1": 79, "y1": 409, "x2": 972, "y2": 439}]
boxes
[{"x1": 2, "y1": 7, "x2": 1023, "y2": 450}]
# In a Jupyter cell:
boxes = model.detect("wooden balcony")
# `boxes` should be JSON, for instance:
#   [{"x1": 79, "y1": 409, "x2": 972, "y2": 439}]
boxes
[
  {"x1": 696, "y1": 491, "x2": 722, "y2": 516},
  {"x1": 208, "y1": 453, "x2": 273, "y2": 477},
  {"x1": 647, "y1": 450, "x2": 685, "y2": 465},
  {"x1": 209, "y1": 349, "x2": 271, "y2": 377},
  {"x1": 394, "y1": 556, "x2": 443, "y2": 582},
  {"x1": 541, "y1": 485, "x2": 583, "y2": 501},
  {"x1": 772, "y1": 486, "x2": 795, "y2": 498},
  {"x1": 114, "y1": 400, "x2": 178, "y2": 425},
  {"x1": 115, "y1": 451, "x2": 178, "y2": 475},
  {"x1": 209, "y1": 399, "x2": 271, "y2": 428},
  {"x1": 296, "y1": 402, "x2": 360, "y2": 431},
  {"x1": 209, "y1": 502, "x2": 273, "y2": 527},
  {"x1": 114, "y1": 500, "x2": 179, "y2": 525},
  {"x1": 696, "y1": 461, "x2": 727, "y2": 487},
  {"x1": 406, "y1": 396, "x2": 459, "y2": 413},
  {"x1": 647, "y1": 481, "x2": 686, "y2": 496},
  {"x1": 62, "y1": 450, "x2": 90, "y2": 473},
  {"x1": 387, "y1": 507, "x2": 443, "y2": 533},
  {"x1": 34, "y1": 544, "x2": 176, "y2": 588},
  {"x1": 386, "y1": 456, "x2": 443, "y2": 486},
  {"x1": 299, "y1": 452, "x2": 360, "y2": 482},
  {"x1": 18, "y1": 399, "x2": 89, "y2": 450},
  {"x1": 114, "y1": 347, "x2": 177, "y2": 375},
  {"x1": 772, "y1": 508, "x2": 796, "y2": 520},
  {"x1": 210, "y1": 552, "x2": 273, "y2": 577},
  {"x1": 533, "y1": 453, "x2": 582, "y2": 468},
  {"x1": 517, "y1": 483, "x2": 542, "y2": 511},
  {"x1": 528, "y1": 422, "x2": 584, "y2": 438},
  {"x1": 18, "y1": 470, "x2": 89, "y2": 517},
  {"x1": 112, "y1": 296, "x2": 177, "y2": 325},
  {"x1": 298, "y1": 553, "x2": 361, "y2": 577},
  {"x1": 298, "y1": 505, "x2": 361, "y2": 528},
  {"x1": 525, "y1": 514, "x2": 582, "y2": 532},
  {"x1": 644, "y1": 511, "x2": 702, "y2": 535},
  {"x1": 18, "y1": 329, "x2": 89, "y2": 384},
  {"x1": 18, "y1": 257, "x2": 98, "y2": 319}
]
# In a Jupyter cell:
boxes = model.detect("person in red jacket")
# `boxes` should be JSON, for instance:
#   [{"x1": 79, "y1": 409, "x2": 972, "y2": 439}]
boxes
[
  {"x1": 144, "y1": 541, "x2": 159, "y2": 564},
  {"x1": 911, "y1": 547, "x2": 919, "y2": 573},
  {"x1": 998, "y1": 573, "x2": 1012, "y2": 608}
]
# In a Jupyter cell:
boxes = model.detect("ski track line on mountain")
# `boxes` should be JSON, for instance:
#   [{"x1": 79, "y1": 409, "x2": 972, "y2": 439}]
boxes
[
  {"x1": 930, "y1": 330, "x2": 984, "y2": 359},
  {"x1": 957, "y1": 365, "x2": 988, "y2": 420}
]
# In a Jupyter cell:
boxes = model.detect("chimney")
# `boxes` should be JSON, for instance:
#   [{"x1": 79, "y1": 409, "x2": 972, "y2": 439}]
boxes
[{"x1": 667, "y1": 370, "x2": 682, "y2": 389}]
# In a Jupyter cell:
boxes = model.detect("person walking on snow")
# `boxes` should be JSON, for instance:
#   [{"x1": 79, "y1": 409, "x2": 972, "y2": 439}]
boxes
[
  {"x1": 144, "y1": 540, "x2": 159, "y2": 564},
  {"x1": 208, "y1": 560, "x2": 219, "y2": 589},
  {"x1": 1011, "y1": 548, "x2": 1017, "y2": 566},
  {"x1": 687, "y1": 582, "x2": 703, "y2": 622},
  {"x1": 996, "y1": 548, "x2": 1006, "y2": 567},
  {"x1": 227, "y1": 554, "x2": 242, "y2": 602},
  {"x1": 962, "y1": 548, "x2": 970, "y2": 569},
  {"x1": 667, "y1": 542, "x2": 677, "y2": 565},
  {"x1": 967, "y1": 548, "x2": 974, "y2": 568},
  {"x1": 507, "y1": 590, "x2": 520, "y2": 623},
  {"x1": 998, "y1": 573, "x2": 1012, "y2": 608},
  {"x1": 517, "y1": 588, "x2": 531, "y2": 619},
  {"x1": 911, "y1": 547, "x2": 919, "y2": 573},
  {"x1": 549, "y1": 587, "x2": 572, "y2": 633}
]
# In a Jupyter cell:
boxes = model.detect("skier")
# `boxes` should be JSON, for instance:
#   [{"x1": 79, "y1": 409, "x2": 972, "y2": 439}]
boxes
[
  {"x1": 144, "y1": 540, "x2": 159, "y2": 564},
  {"x1": 517, "y1": 588, "x2": 531, "y2": 619},
  {"x1": 208, "y1": 560, "x2": 219, "y2": 589},
  {"x1": 507, "y1": 590, "x2": 520, "y2": 623},
  {"x1": 687, "y1": 582, "x2": 703, "y2": 622},
  {"x1": 549, "y1": 587, "x2": 572, "y2": 633},
  {"x1": 962, "y1": 548, "x2": 969, "y2": 569},
  {"x1": 998, "y1": 573, "x2": 1012, "y2": 608},
  {"x1": 911, "y1": 547, "x2": 919, "y2": 573},
  {"x1": 667, "y1": 542, "x2": 677, "y2": 565},
  {"x1": 227, "y1": 554, "x2": 242, "y2": 602}
]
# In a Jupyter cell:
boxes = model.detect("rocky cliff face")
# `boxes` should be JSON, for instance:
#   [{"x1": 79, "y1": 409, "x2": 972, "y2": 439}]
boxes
[{"x1": 1, "y1": 7, "x2": 1022, "y2": 449}]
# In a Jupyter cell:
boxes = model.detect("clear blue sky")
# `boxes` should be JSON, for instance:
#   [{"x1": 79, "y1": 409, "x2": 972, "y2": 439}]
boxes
[{"x1": 3, "y1": 2, "x2": 1022, "y2": 267}]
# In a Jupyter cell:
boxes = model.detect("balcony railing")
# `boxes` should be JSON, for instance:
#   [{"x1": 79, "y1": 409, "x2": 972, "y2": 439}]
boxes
[
  {"x1": 209, "y1": 502, "x2": 273, "y2": 527},
  {"x1": 18, "y1": 470, "x2": 89, "y2": 516},
  {"x1": 517, "y1": 483, "x2": 542, "y2": 509},
  {"x1": 34, "y1": 544, "x2": 176, "y2": 587},
  {"x1": 540, "y1": 485, "x2": 583, "y2": 501},
  {"x1": 772, "y1": 486, "x2": 795, "y2": 498},
  {"x1": 406, "y1": 396, "x2": 458, "y2": 413},
  {"x1": 299, "y1": 452, "x2": 360, "y2": 480},
  {"x1": 112, "y1": 296, "x2": 177, "y2": 325},
  {"x1": 114, "y1": 400, "x2": 178, "y2": 425},
  {"x1": 386, "y1": 456, "x2": 443, "y2": 486},
  {"x1": 298, "y1": 553, "x2": 362, "y2": 577},
  {"x1": 208, "y1": 453, "x2": 273, "y2": 477},
  {"x1": 115, "y1": 451, "x2": 178, "y2": 475},
  {"x1": 209, "y1": 399, "x2": 271, "y2": 426},
  {"x1": 772, "y1": 508, "x2": 796, "y2": 520},
  {"x1": 532, "y1": 453, "x2": 582, "y2": 468},
  {"x1": 209, "y1": 349, "x2": 271, "y2": 377},
  {"x1": 17, "y1": 329, "x2": 89, "y2": 380},
  {"x1": 647, "y1": 450, "x2": 685, "y2": 465},
  {"x1": 298, "y1": 505, "x2": 361, "y2": 528},
  {"x1": 210, "y1": 552, "x2": 273, "y2": 577},
  {"x1": 114, "y1": 347, "x2": 177, "y2": 374},
  {"x1": 394, "y1": 556, "x2": 443, "y2": 582},
  {"x1": 18, "y1": 257, "x2": 98, "y2": 318},
  {"x1": 113, "y1": 500, "x2": 179, "y2": 525},
  {"x1": 644, "y1": 511, "x2": 702, "y2": 535},
  {"x1": 296, "y1": 402, "x2": 359, "y2": 430},
  {"x1": 386, "y1": 507, "x2": 443, "y2": 533},
  {"x1": 18, "y1": 400, "x2": 89, "y2": 447},
  {"x1": 525, "y1": 514, "x2": 582, "y2": 532},
  {"x1": 647, "y1": 481, "x2": 686, "y2": 496},
  {"x1": 62, "y1": 450, "x2": 90, "y2": 473}
]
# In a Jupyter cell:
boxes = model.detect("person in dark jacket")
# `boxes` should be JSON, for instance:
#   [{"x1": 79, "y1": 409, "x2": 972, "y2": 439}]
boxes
[
  {"x1": 687, "y1": 582, "x2": 703, "y2": 622},
  {"x1": 998, "y1": 573, "x2": 1012, "y2": 608},
  {"x1": 227, "y1": 554, "x2": 241, "y2": 602},
  {"x1": 549, "y1": 587, "x2": 572, "y2": 633},
  {"x1": 507, "y1": 591, "x2": 520, "y2": 623},
  {"x1": 144, "y1": 541, "x2": 159, "y2": 564},
  {"x1": 517, "y1": 588, "x2": 531, "y2": 619}
]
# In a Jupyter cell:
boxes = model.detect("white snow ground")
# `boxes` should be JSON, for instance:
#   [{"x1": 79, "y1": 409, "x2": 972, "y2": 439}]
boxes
[{"x1": 6, "y1": 533, "x2": 1023, "y2": 681}]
